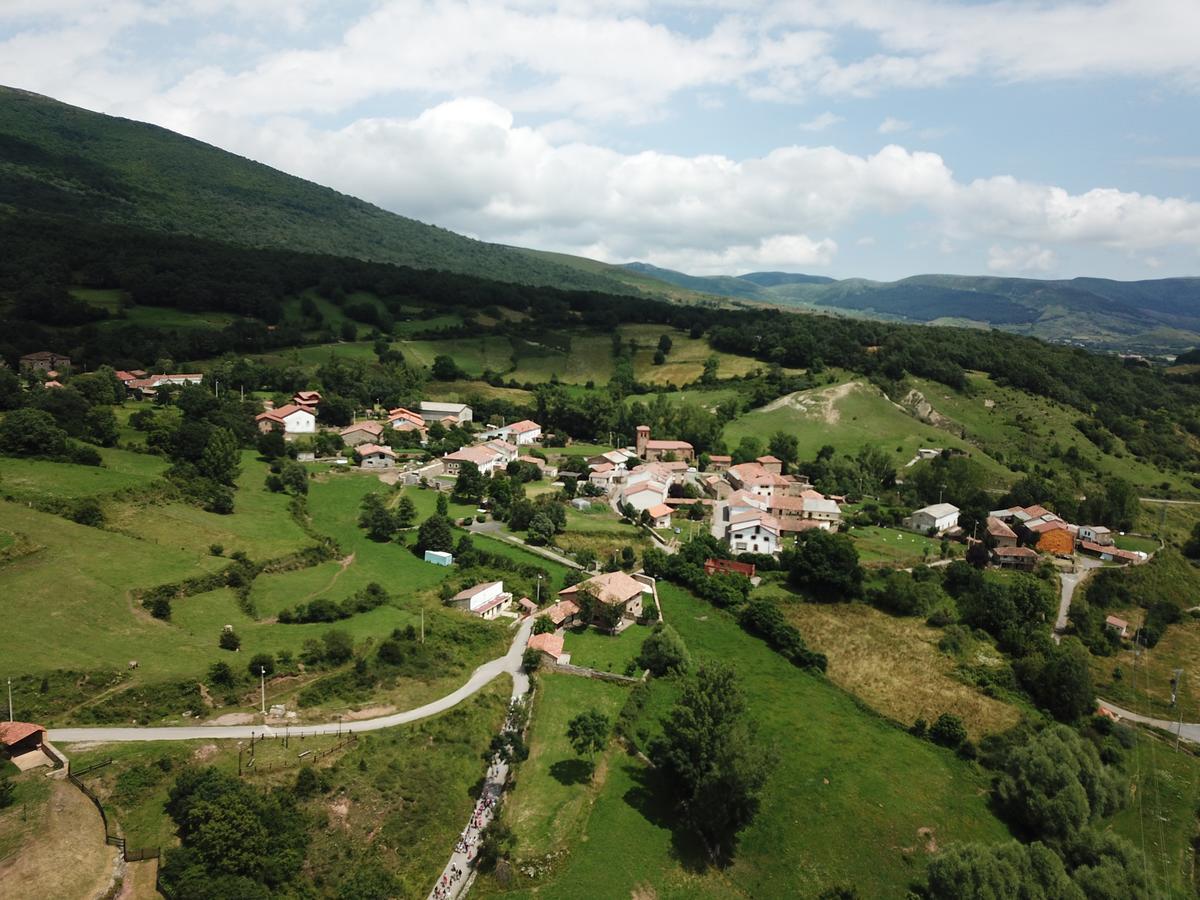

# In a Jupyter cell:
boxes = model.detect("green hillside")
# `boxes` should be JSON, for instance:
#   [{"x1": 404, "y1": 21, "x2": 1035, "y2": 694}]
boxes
[{"x1": 0, "y1": 86, "x2": 657, "y2": 295}]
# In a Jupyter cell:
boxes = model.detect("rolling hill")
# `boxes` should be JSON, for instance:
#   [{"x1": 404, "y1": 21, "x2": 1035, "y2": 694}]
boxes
[
  {"x1": 0, "y1": 86, "x2": 658, "y2": 296},
  {"x1": 620, "y1": 264, "x2": 1200, "y2": 352}
]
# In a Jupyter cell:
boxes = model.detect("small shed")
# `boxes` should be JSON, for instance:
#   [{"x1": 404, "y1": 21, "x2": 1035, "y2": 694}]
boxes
[
  {"x1": 1104, "y1": 615, "x2": 1130, "y2": 637},
  {"x1": 424, "y1": 550, "x2": 453, "y2": 566}
]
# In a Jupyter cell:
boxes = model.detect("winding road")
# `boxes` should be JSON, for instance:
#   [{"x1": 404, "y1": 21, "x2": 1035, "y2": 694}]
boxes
[
  {"x1": 1098, "y1": 699, "x2": 1200, "y2": 746},
  {"x1": 48, "y1": 618, "x2": 535, "y2": 744}
]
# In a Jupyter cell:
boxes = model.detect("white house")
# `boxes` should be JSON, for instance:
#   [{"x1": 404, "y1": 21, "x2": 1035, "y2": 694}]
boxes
[
  {"x1": 387, "y1": 407, "x2": 426, "y2": 434},
  {"x1": 357, "y1": 443, "x2": 396, "y2": 469},
  {"x1": 443, "y1": 444, "x2": 502, "y2": 476},
  {"x1": 903, "y1": 503, "x2": 960, "y2": 534},
  {"x1": 420, "y1": 401, "x2": 472, "y2": 424},
  {"x1": 482, "y1": 439, "x2": 519, "y2": 466},
  {"x1": 481, "y1": 419, "x2": 543, "y2": 445},
  {"x1": 623, "y1": 480, "x2": 669, "y2": 513},
  {"x1": 1079, "y1": 525, "x2": 1114, "y2": 546},
  {"x1": 449, "y1": 581, "x2": 512, "y2": 619},
  {"x1": 646, "y1": 503, "x2": 673, "y2": 529},
  {"x1": 726, "y1": 511, "x2": 780, "y2": 555},
  {"x1": 255, "y1": 403, "x2": 317, "y2": 435}
]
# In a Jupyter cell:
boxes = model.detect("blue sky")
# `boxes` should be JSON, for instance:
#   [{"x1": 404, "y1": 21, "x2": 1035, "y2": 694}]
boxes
[{"x1": 2, "y1": 0, "x2": 1199, "y2": 280}]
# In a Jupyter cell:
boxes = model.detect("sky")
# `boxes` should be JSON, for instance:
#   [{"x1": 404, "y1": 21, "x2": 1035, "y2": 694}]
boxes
[{"x1": 2, "y1": 0, "x2": 1199, "y2": 281}]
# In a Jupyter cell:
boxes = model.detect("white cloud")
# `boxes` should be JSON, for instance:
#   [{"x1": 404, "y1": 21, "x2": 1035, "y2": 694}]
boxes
[
  {"x1": 878, "y1": 116, "x2": 911, "y2": 134},
  {"x1": 1137, "y1": 155, "x2": 1200, "y2": 169},
  {"x1": 797, "y1": 111, "x2": 842, "y2": 131},
  {"x1": 187, "y1": 98, "x2": 1200, "y2": 275},
  {"x1": 987, "y1": 244, "x2": 1057, "y2": 273}
]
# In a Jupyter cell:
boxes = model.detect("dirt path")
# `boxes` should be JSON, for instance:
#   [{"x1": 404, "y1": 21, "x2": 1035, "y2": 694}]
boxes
[
  {"x1": 298, "y1": 553, "x2": 356, "y2": 603},
  {"x1": 0, "y1": 780, "x2": 116, "y2": 900}
]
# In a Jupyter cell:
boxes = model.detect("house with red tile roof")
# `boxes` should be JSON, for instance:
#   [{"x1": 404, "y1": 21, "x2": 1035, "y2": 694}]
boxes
[
  {"x1": 1104, "y1": 615, "x2": 1130, "y2": 637},
  {"x1": 559, "y1": 571, "x2": 650, "y2": 621},
  {"x1": 356, "y1": 443, "x2": 396, "y2": 468},
  {"x1": 293, "y1": 390, "x2": 322, "y2": 408},
  {"x1": 645, "y1": 503, "x2": 673, "y2": 528},
  {"x1": 726, "y1": 510, "x2": 780, "y2": 555},
  {"x1": 527, "y1": 632, "x2": 566, "y2": 663},
  {"x1": 255, "y1": 403, "x2": 316, "y2": 435},
  {"x1": 339, "y1": 420, "x2": 385, "y2": 447},
  {"x1": 992, "y1": 545, "x2": 1039, "y2": 570},
  {"x1": 442, "y1": 444, "x2": 503, "y2": 476}
]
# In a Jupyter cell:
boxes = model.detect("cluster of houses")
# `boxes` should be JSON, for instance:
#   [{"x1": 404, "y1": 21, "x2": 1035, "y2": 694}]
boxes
[
  {"x1": 901, "y1": 500, "x2": 1145, "y2": 570},
  {"x1": 578, "y1": 427, "x2": 845, "y2": 557},
  {"x1": 16, "y1": 352, "x2": 207, "y2": 395},
  {"x1": 443, "y1": 569, "x2": 657, "y2": 667},
  {"x1": 985, "y1": 504, "x2": 1143, "y2": 569}
]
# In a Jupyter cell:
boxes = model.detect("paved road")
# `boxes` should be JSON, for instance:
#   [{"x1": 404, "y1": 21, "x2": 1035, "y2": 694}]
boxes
[
  {"x1": 1054, "y1": 557, "x2": 1103, "y2": 639},
  {"x1": 49, "y1": 618, "x2": 535, "y2": 744},
  {"x1": 1098, "y1": 699, "x2": 1200, "y2": 746}
]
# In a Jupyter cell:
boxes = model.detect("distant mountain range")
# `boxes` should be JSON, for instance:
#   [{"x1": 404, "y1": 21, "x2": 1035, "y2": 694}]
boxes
[
  {"x1": 622, "y1": 263, "x2": 1200, "y2": 353},
  {"x1": 1, "y1": 85, "x2": 1196, "y2": 352}
]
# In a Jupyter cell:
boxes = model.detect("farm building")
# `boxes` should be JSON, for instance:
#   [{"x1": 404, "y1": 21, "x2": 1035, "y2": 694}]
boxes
[
  {"x1": 903, "y1": 503, "x2": 960, "y2": 534},
  {"x1": 420, "y1": 401, "x2": 472, "y2": 424},
  {"x1": 19, "y1": 351, "x2": 71, "y2": 373},
  {"x1": 1078, "y1": 525, "x2": 1114, "y2": 546},
  {"x1": 558, "y1": 571, "x2": 651, "y2": 623},
  {"x1": 356, "y1": 443, "x2": 396, "y2": 469},
  {"x1": 540, "y1": 599, "x2": 581, "y2": 628},
  {"x1": 1105, "y1": 615, "x2": 1130, "y2": 637},
  {"x1": 424, "y1": 550, "x2": 453, "y2": 566},
  {"x1": 985, "y1": 516, "x2": 1018, "y2": 548},
  {"x1": 449, "y1": 581, "x2": 512, "y2": 619},
  {"x1": 992, "y1": 545, "x2": 1038, "y2": 570},
  {"x1": 704, "y1": 558, "x2": 756, "y2": 578},
  {"x1": 339, "y1": 421, "x2": 385, "y2": 447}
]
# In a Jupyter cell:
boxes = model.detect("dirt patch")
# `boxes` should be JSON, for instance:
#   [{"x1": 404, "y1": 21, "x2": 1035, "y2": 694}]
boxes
[
  {"x1": 759, "y1": 380, "x2": 860, "y2": 425},
  {"x1": 210, "y1": 712, "x2": 255, "y2": 726},
  {"x1": 192, "y1": 743, "x2": 220, "y2": 762},
  {"x1": 0, "y1": 781, "x2": 116, "y2": 900},
  {"x1": 631, "y1": 883, "x2": 659, "y2": 900},
  {"x1": 917, "y1": 826, "x2": 939, "y2": 854},
  {"x1": 344, "y1": 704, "x2": 396, "y2": 721},
  {"x1": 328, "y1": 795, "x2": 351, "y2": 830},
  {"x1": 197, "y1": 683, "x2": 215, "y2": 709},
  {"x1": 900, "y1": 389, "x2": 954, "y2": 429}
]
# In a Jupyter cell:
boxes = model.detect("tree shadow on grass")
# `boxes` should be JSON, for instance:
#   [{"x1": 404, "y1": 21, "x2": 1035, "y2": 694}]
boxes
[
  {"x1": 549, "y1": 757, "x2": 593, "y2": 786},
  {"x1": 621, "y1": 761, "x2": 710, "y2": 873}
]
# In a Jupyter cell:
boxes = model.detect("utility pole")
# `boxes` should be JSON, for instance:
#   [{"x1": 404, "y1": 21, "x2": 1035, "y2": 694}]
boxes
[
  {"x1": 536, "y1": 574, "x2": 543, "y2": 606},
  {"x1": 420, "y1": 608, "x2": 425, "y2": 644},
  {"x1": 7, "y1": 677, "x2": 12, "y2": 722},
  {"x1": 259, "y1": 667, "x2": 266, "y2": 715}
]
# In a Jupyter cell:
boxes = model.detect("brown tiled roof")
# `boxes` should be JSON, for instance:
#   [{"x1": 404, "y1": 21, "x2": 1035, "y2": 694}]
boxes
[
  {"x1": 994, "y1": 546, "x2": 1038, "y2": 558},
  {"x1": 527, "y1": 632, "x2": 564, "y2": 658},
  {"x1": 560, "y1": 571, "x2": 646, "y2": 606},
  {"x1": 0, "y1": 721, "x2": 44, "y2": 746},
  {"x1": 356, "y1": 443, "x2": 396, "y2": 457}
]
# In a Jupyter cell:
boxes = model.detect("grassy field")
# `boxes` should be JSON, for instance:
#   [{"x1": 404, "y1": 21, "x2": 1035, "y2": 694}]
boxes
[
  {"x1": 504, "y1": 674, "x2": 631, "y2": 858},
  {"x1": 0, "y1": 451, "x2": 165, "y2": 501},
  {"x1": 765, "y1": 592, "x2": 1024, "y2": 739},
  {"x1": 847, "y1": 525, "x2": 947, "y2": 567},
  {"x1": 723, "y1": 379, "x2": 1009, "y2": 478},
  {"x1": 912, "y1": 374, "x2": 1197, "y2": 497},
  {"x1": 1113, "y1": 533, "x2": 1161, "y2": 554},
  {"x1": 1092, "y1": 611, "x2": 1200, "y2": 721},
  {"x1": 562, "y1": 624, "x2": 651, "y2": 674},
  {"x1": 399, "y1": 335, "x2": 515, "y2": 376},
  {"x1": 486, "y1": 584, "x2": 1012, "y2": 898},
  {"x1": 61, "y1": 680, "x2": 511, "y2": 896}
]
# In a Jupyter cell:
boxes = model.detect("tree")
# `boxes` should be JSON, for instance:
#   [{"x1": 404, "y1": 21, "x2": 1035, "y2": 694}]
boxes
[
  {"x1": 452, "y1": 460, "x2": 487, "y2": 504},
  {"x1": 207, "y1": 661, "x2": 235, "y2": 687},
  {"x1": 322, "y1": 630, "x2": 354, "y2": 665},
  {"x1": 700, "y1": 355, "x2": 720, "y2": 384},
  {"x1": 359, "y1": 493, "x2": 395, "y2": 542},
  {"x1": 651, "y1": 662, "x2": 774, "y2": 862},
  {"x1": 279, "y1": 460, "x2": 308, "y2": 495},
  {"x1": 731, "y1": 435, "x2": 764, "y2": 465},
  {"x1": 927, "y1": 841, "x2": 1081, "y2": 900},
  {"x1": 533, "y1": 615, "x2": 556, "y2": 635},
  {"x1": 0, "y1": 776, "x2": 14, "y2": 809},
  {"x1": 768, "y1": 431, "x2": 799, "y2": 468},
  {"x1": 198, "y1": 427, "x2": 241, "y2": 486},
  {"x1": 1017, "y1": 638, "x2": 1096, "y2": 723},
  {"x1": 1103, "y1": 478, "x2": 1140, "y2": 532},
  {"x1": 595, "y1": 599, "x2": 623, "y2": 632},
  {"x1": 522, "y1": 647, "x2": 543, "y2": 672},
  {"x1": 436, "y1": 492, "x2": 449, "y2": 516},
  {"x1": 637, "y1": 623, "x2": 690, "y2": 675},
  {"x1": 219, "y1": 629, "x2": 241, "y2": 651},
  {"x1": 394, "y1": 495, "x2": 417, "y2": 528},
  {"x1": 566, "y1": 709, "x2": 610, "y2": 774},
  {"x1": 247, "y1": 653, "x2": 274, "y2": 678},
  {"x1": 657, "y1": 334, "x2": 673, "y2": 355},
  {"x1": 431, "y1": 354, "x2": 464, "y2": 381},
  {"x1": 0, "y1": 407, "x2": 68, "y2": 457},
  {"x1": 995, "y1": 724, "x2": 1125, "y2": 841},
  {"x1": 526, "y1": 513, "x2": 556, "y2": 546},
  {"x1": 416, "y1": 514, "x2": 454, "y2": 554},
  {"x1": 789, "y1": 530, "x2": 862, "y2": 601},
  {"x1": 256, "y1": 429, "x2": 286, "y2": 459}
]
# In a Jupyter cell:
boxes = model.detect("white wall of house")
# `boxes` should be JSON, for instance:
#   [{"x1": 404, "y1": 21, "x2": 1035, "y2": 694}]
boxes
[
  {"x1": 728, "y1": 522, "x2": 779, "y2": 555},
  {"x1": 282, "y1": 410, "x2": 316, "y2": 434}
]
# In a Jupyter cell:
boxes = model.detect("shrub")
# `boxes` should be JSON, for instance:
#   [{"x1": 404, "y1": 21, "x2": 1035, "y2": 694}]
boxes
[
  {"x1": 219, "y1": 629, "x2": 241, "y2": 651},
  {"x1": 929, "y1": 713, "x2": 967, "y2": 749}
]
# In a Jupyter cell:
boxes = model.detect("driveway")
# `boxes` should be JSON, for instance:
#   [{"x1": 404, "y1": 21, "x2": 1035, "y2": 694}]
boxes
[
  {"x1": 1098, "y1": 699, "x2": 1200, "y2": 746},
  {"x1": 1054, "y1": 557, "x2": 1103, "y2": 639},
  {"x1": 50, "y1": 618, "x2": 535, "y2": 743}
]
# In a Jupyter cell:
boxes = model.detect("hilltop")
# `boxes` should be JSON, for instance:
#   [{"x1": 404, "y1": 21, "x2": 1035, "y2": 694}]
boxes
[
  {"x1": 621, "y1": 263, "x2": 1200, "y2": 353},
  {"x1": 0, "y1": 86, "x2": 654, "y2": 296}
]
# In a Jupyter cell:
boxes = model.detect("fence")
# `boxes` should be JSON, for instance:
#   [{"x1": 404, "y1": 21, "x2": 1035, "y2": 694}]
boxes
[
  {"x1": 239, "y1": 732, "x2": 358, "y2": 777},
  {"x1": 552, "y1": 661, "x2": 645, "y2": 684},
  {"x1": 68, "y1": 763, "x2": 159, "y2": 864}
]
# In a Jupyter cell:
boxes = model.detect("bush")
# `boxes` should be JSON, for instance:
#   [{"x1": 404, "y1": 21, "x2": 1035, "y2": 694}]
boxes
[
  {"x1": 247, "y1": 653, "x2": 275, "y2": 677},
  {"x1": 637, "y1": 623, "x2": 691, "y2": 676},
  {"x1": 929, "y1": 713, "x2": 967, "y2": 748},
  {"x1": 219, "y1": 629, "x2": 241, "y2": 651}
]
